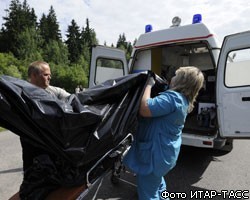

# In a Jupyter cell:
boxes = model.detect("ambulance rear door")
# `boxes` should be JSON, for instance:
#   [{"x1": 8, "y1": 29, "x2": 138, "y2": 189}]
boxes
[
  {"x1": 88, "y1": 45, "x2": 128, "y2": 88},
  {"x1": 217, "y1": 31, "x2": 250, "y2": 138}
]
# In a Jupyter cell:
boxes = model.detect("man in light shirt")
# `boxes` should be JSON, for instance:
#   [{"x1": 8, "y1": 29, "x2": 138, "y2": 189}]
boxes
[
  {"x1": 28, "y1": 61, "x2": 70, "y2": 100},
  {"x1": 21, "y1": 61, "x2": 71, "y2": 171}
]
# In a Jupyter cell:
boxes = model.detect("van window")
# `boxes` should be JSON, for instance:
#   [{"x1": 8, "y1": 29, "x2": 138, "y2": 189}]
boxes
[
  {"x1": 95, "y1": 58, "x2": 124, "y2": 85},
  {"x1": 225, "y1": 49, "x2": 250, "y2": 87}
]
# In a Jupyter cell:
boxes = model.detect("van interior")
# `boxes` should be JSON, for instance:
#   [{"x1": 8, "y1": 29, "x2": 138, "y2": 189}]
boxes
[{"x1": 132, "y1": 42, "x2": 217, "y2": 137}]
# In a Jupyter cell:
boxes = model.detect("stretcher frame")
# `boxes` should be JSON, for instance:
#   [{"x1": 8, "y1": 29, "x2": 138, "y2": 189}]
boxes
[{"x1": 9, "y1": 133, "x2": 134, "y2": 200}]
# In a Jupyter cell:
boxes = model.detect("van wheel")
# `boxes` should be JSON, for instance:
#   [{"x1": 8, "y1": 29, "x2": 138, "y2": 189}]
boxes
[{"x1": 220, "y1": 138, "x2": 233, "y2": 152}]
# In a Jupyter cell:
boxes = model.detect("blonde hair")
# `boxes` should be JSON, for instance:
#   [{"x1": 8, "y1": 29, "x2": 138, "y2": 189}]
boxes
[{"x1": 170, "y1": 66, "x2": 204, "y2": 112}]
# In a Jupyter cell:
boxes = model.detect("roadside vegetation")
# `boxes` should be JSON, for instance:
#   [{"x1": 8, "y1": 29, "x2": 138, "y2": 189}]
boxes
[{"x1": 0, "y1": 0, "x2": 135, "y2": 92}]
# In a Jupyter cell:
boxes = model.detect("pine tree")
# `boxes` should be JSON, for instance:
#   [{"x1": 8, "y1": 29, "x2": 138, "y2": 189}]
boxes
[
  {"x1": 43, "y1": 40, "x2": 69, "y2": 65},
  {"x1": 116, "y1": 33, "x2": 127, "y2": 49},
  {"x1": 79, "y1": 18, "x2": 98, "y2": 74},
  {"x1": 81, "y1": 18, "x2": 98, "y2": 48},
  {"x1": 126, "y1": 41, "x2": 133, "y2": 61},
  {"x1": 38, "y1": 6, "x2": 66, "y2": 64},
  {"x1": 39, "y1": 6, "x2": 62, "y2": 44},
  {"x1": 47, "y1": 6, "x2": 61, "y2": 41},
  {"x1": 17, "y1": 27, "x2": 43, "y2": 62},
  {"x1": 0, "y1": 0, "x2": 37, "y2": 56},
  {"x1": 116, "y1": 33, "x2": 132, "y2": 61},
  {"x1": 39, "y1": 13, "x2": 47, "y2": 44},
  {"x1": 65, "y1": 19, "x2": 81, "y2": 63}
]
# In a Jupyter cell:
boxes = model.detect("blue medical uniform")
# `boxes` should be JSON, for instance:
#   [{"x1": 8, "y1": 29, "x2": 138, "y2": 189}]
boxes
[{"x1": 123, "y1": 90, "x2": 188, "y2": 200}]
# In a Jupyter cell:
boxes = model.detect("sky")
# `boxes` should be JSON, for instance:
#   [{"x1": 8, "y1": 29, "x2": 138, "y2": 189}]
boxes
[{"x1": 0, "y1": 0, "x2": 250, "y2": 46}]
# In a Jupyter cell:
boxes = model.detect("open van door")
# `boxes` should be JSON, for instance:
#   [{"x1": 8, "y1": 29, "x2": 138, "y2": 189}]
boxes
[
  {"x1": 88, "y1": 45, "x2": 128, "y2": 88},
  {"x1": 217, "y1": 31, "x2": 250, "y2": 138}
]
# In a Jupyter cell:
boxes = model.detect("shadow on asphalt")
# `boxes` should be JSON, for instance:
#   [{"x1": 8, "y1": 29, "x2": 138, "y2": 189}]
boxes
[
  {"x1": 165, "y1": 145, "x2": 233, "y2": 200},
  {"x1": 0, "y1": 167, "x2": 23, "y2": 174},
  {"x1": 83, "y1": 146, "x2": 231, "y2": 200}
]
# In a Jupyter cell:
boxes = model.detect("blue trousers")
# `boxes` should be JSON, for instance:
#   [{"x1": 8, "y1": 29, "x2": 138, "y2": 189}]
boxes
[{"x1": 136, "y1": 173, "x2": 169, "y2": 200}]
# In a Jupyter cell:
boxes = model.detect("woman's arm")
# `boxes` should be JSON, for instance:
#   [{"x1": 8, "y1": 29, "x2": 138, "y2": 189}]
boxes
[{"x1": 139, "y1": 78, "x2": 155, "y2": 117}]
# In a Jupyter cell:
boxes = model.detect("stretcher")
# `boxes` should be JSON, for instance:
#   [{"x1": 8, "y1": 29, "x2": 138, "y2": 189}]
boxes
[{"x1": 9, "y1": 134, "x2": 133, "y2": 200}]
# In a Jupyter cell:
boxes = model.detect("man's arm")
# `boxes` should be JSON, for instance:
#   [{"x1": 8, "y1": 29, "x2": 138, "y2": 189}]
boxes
[{"x1": 46, "y1": 86, "x2": 70, "y2": 100}]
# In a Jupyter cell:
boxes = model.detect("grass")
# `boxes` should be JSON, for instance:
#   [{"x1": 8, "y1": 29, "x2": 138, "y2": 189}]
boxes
[{"x1": 0, "y1": 127, "x2": 6, "y2": 132}]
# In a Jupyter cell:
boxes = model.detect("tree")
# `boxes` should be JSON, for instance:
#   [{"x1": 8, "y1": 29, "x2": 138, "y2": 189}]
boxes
[
  {"x1": 43, "y1": 40, "x2": 69, "y2": 65},
  {"x1": 0, "y1": 0, "x2": 37, "y2": 56},
  {"x1": 39, "y1": 6, "x2": 62, "y2": 44},
  {"x1": 16, "y1": 27, "x2": 43, "y2": 62},
  {"x1": 39, "y1": 13, "x2": 48, "y2": 44},
  {"x1": 65, "y1": 20, "x2": 81, "y2": 63},
  {"x1": 49, "y1": 63, "x2": 87, "y2": 92},
  {"x1": 116, "y1": 33, "x2": 133, "y2": 61},
  {"x1": 0, "y1": 52, "x2": 23, "y2": 78},
  {"x1": 126, "y1": 41, "x2": 133, "y2": 61},
  {"x1": 77, "y1": 45, "x2": 90, "y2": 76},
  {"x1": 0, "y1": 29, "x2": 8, "y2": 52},
  {"x1": 81, "y1": 18, "x2": 98, "y2": 48},
  {"x1": 79, "y1": 19, "x2": 98, "y2": 76},
  {"x1": 116, "y1": 33, "x2": 127, "y2": 49}
]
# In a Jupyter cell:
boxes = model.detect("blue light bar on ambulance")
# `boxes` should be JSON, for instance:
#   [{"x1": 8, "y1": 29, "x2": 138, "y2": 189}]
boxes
[
  {"x1": 145, "y1": 24, "x2": 153, "y2": 33},
  {"x1": 192, "y1": 14, "x2": 202, "y2": 24}
]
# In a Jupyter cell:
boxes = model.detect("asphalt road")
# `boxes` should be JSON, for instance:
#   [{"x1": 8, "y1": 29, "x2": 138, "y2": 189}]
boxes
[
  {"x1": 0, "y1": 131, "x2": 23, "y2": 200},
  {"x1": 0, "y1": 130, "x2": 250, "y2": 200}
]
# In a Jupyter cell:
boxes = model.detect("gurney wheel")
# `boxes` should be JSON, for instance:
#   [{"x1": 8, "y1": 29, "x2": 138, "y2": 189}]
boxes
[{"x1": 111, "y1": 174, "x2": 120, "y2": 185}]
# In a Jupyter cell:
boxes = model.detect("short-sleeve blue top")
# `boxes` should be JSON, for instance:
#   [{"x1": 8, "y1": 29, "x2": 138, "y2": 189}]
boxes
[{"x1": 123, "y1": 90, "x2": 189, "y2": 176}]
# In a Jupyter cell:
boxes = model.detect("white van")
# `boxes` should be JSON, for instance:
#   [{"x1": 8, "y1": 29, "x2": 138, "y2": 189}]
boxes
[{"x1": 88, "y1": 14, "x2": 250, "y2": 151}]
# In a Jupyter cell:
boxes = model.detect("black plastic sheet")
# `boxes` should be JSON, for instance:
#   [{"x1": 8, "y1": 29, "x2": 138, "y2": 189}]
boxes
[{"x1": 0, "y1": 72, "x2": 168, "y2": 199}]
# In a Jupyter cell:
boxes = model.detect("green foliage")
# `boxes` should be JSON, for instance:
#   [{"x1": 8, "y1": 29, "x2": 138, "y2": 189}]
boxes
[
  {"x1": 116, "y1": 33, "x2": 133, "y2": 61},
  {"x1": 16, "y1": 27, "x2": 43, "y2": 61},
  {"x1": 97, "y1": 58, "x2": 123, "y2": 69},
  {"x1": 1, "y1": 0, "x2": 37, "y2": 56},
  {"x1": 4, "y1": 65, "x2": 22, "y2": 78},
  {"x1": 79, "y1": 44, "x2": 91, "y2": 75},
  {"x1": 0, "y1": 0, "x2": 135, "y2": 92},
  {"x1": 39, "y1": 6, "x2": 61, "y2": 44},
  {"x1": 50, "y1": 63, "x2": 87, "y2": 93},
  {"x1": 65, "y1": 64, "x2": 88, "y2": 92},
  {"x1": 43, "y1": 40, "x2": 69, "y2": 65},
  {"x1": 0, "y1": 52, "x2": 24, "y2": 78},
  {"x1": 116, "y1": 33, "x2": 127, "y2": 49},
  {"x1": 65, "y1": 20, "x2": 82, "y2": 63},
  {"x1": 81, "y1": 18, "x2": 98, "y2": 47}
]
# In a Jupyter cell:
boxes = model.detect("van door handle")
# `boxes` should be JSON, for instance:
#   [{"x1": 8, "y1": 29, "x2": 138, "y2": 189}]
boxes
[{"x1": 242, "y1": 97, "x2": 250, "y2": 101}]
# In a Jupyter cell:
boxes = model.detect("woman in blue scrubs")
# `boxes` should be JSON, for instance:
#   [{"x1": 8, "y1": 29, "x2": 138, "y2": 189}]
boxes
[{"x1": 124, "y1": 66, "x2": 204, "y2": 200}]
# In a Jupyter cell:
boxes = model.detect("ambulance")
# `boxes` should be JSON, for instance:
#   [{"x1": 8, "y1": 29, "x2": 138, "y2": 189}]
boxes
[{"x1": 88, "y1": 14, "x2": 250, "y2": 151}]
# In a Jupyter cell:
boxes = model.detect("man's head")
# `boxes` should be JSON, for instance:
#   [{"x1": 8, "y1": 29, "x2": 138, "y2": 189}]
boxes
[{"x1": 28, "y1": 61, "x2": 51, "y2": 89}]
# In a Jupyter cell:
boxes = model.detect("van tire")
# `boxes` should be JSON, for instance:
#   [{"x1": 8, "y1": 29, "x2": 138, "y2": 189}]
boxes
[{"x1": 219, "y1": 138, "x2": 233, "y2": 152}]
